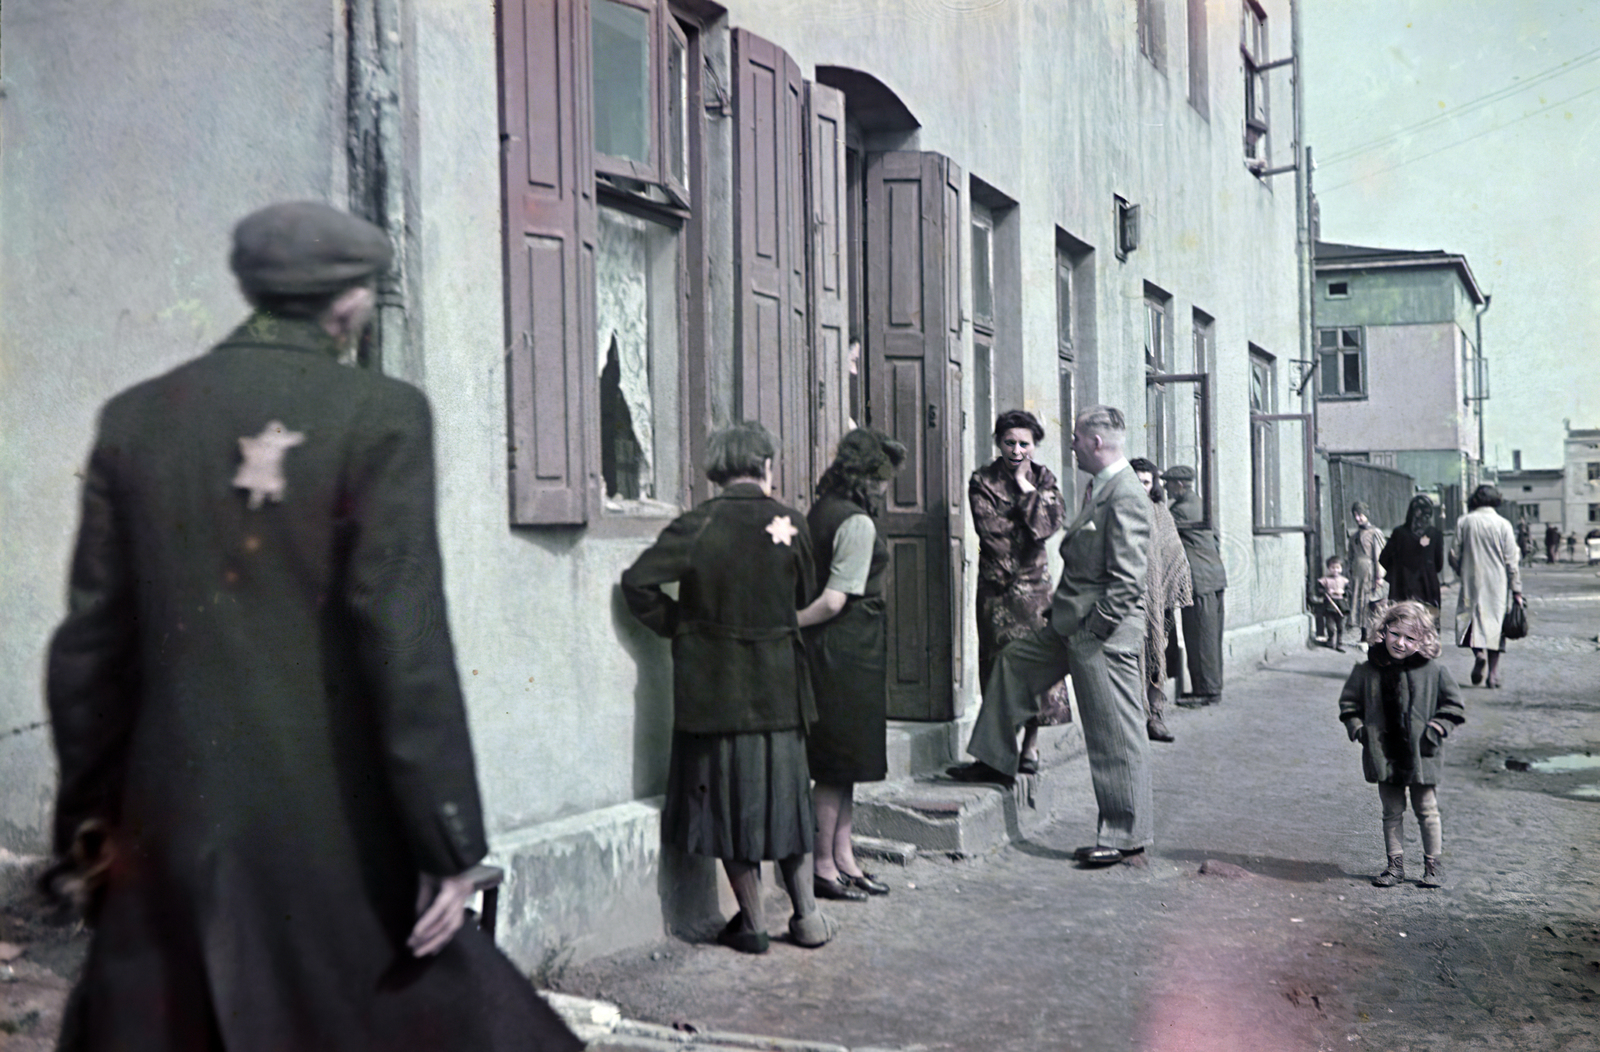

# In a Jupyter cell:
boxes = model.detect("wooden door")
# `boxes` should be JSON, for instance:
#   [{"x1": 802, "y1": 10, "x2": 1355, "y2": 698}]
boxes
[
  {"x1": 806, "y1": 81, "x2": 849, "y2": 490},
  {"x1": 865, "y1": 151, "x2": 963, "y2": 721}
]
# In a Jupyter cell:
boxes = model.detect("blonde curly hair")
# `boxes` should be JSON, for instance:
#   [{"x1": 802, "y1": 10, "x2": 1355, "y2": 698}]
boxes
[{"x1": 1373, "y1": 600, "x2": 1442, "y2": 659}]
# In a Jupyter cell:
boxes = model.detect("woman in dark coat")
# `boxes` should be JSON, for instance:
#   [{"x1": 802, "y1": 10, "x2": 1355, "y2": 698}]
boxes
[
  {"x1": 799, "y1": 429, "x2": 907, "y2": 901},
  {"x1": 1380, "y1": 495, "x2": 1445, "y2": 618},
  {"x1": 622, "y1": 422, "x2": 833, "y2": 953},
  {"x1": 969, "y1": 411, "x2": 1068, "y2": 771}
]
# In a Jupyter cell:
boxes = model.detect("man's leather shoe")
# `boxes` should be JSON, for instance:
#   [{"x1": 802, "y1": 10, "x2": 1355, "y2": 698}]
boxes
[
  {"x1": 814, "y1": 874, "x2": 868, "y2": 901},
  {"x1": 1146, "y1": 716, "x2": 1175, "y2": 742},
  {"x1": 1073, "y1": 845, "x2": 1124, "y2": 866},
  {"x1": 842, "y1": 871, "x2": 890, "y2": 896},
  {"x1": 946, "y1": 761, "x2": 1014, "y2": 786}
]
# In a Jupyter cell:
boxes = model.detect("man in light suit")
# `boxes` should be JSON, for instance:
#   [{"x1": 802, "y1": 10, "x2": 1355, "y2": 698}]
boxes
[{"x1": 950, "y1": 406, "x2": 1154, "y2": 866}]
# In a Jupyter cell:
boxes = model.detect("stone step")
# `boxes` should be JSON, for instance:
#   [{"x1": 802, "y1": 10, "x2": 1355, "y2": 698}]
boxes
[{"x1": 854, "y1": 722, "x2": 1088, "y2": 859}]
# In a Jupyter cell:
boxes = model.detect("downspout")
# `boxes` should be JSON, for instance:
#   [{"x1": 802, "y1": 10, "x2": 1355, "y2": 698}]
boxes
[
  {"x1": 347, "y1": 0, "x2": 410, "y2": 376},
  {"x1": 1290, "y1": 0, "x2": 1319, "y2": 598},
  {"x1": 1474, "y1": 294, "x2": 1492, "y2": 486}
]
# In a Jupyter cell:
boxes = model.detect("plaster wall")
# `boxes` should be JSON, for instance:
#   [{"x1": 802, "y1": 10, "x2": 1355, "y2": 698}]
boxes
[
  {"x1": 1565, "y1": 432, "x2": 1600, "y2": 531},
  {"x1": 1315, "y1": 264, "x2": 1478, "y2": 333},
  {"x1": 0, "y1": 0, "x2": 344, "y2": 851},
  {"x1": 1319, "y1": 323, "x2": 1470, "y2": 455}
]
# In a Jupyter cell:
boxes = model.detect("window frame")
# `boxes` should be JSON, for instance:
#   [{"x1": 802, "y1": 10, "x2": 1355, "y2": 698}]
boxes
[
  {"x1": 1316, "y1": 325, "x2": 1366, "y2": 400},
  {"x1": 1249, "y1": 346, "x2": 1311, "y2": 534},
  {"x1": 1145, "y1": 370, "x2": 1215, "y2": 530},
  {"x1": 1241, "y1": 0, "x2": 1269, "y2": 161}
]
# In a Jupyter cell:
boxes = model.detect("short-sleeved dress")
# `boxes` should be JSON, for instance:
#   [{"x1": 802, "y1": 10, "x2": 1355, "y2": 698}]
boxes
[
  {"x1": 1347, "y1": 522, "x2": 1387, "y2": 638},
  {"x1": 805, "y1": 493, "x2": 890, "y2": 784}
]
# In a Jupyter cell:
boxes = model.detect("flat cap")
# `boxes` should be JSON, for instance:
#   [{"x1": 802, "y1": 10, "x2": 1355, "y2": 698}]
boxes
[
  {"x1": 230, "y1": 202, "x2": 392, "y2": 297},
  {"x1": 1160, "y1": 464, "x2": 1196, "y2": 482}
]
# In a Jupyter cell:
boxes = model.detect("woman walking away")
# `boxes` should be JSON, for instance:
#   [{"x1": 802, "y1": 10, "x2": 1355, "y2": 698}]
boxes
[
  {"x1": 1129, "y1": 458, "x2": 1193, "y2": 742},
  {"x1": 800, "y1": 429, "x2": 907, "y2": 902},
  {"x1": 1381, "y1": 495, "x2": 1445, "y2": 623},
  {"x1": 1338, "y1": 601, "x2": 1464, "y2": 889},
  {"x1": 969, "y1": 411, "x2": 1069, "y2": 770},
  {"x1": 1347, "y1": 502, "x2": 1387, "y2": 643},
  {"x1": 622, "y1": 422, "x2": 833, "y2": 952},
  {"x1": 1449, "y1": 484, "x2": 1524, "y2": 689}
]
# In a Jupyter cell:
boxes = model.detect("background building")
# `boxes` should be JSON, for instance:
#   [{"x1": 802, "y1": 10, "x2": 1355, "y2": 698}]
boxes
[
  {"x1": 1312, "y1": 240, "x2": 1488, "y2": 531},
  {"x1": 1, "y1": 0, "x2": 1309, "y2": 967},
  {"x1": 1564, "y1": 426, "x2": 1600, "y2": 534}
]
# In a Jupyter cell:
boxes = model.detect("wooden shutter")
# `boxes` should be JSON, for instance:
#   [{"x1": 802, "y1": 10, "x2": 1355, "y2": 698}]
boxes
[
  {"x1": 502, "y1": 0, "x2": 596, "y2": 525},
  {"x1": 866, "y1": 151, "x2": 963, "y2": 721},
  {"x1": 806, "y1": 81, "x2": 849, "y2": 490},
  {"x1": 732, "y1": 29, "x2": 808, "y2": 506}
]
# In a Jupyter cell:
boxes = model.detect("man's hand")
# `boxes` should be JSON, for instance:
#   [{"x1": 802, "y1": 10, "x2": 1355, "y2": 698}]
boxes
[{"x1": 409, "y1": 870, "x2": 476, "y2": 957}]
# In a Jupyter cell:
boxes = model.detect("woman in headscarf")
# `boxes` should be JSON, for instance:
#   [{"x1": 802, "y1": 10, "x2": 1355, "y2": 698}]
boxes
[
  {"x1": 1449, "y1": 484, "x2": 1524, "y2": 689},
  {"x1": 1380, "y1": 495, "x2": 1445, "y2": 622},
  {"x1": 1128, "y1": 458, "x2": 1193, "y2": 743},
  {"x1": 1347, "y1": 501, "x2": 1387, "y2": 643},
  {"x1": 800, "y1": 429, "x2": 907, "y2": 902},
  {"x1": 968, "y1": 410, "x2": 1069, "y2": 772},
  {"x1": 621, "y1": 422, "x2": 834, "y2": 953}
]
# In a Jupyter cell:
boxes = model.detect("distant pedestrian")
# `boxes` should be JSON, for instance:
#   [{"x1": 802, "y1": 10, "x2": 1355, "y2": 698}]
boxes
[
  {"x1": 1566, "y1": 533, "x2": 1578, "y2": 562},
  {"x1": 800, "y1": 429, "x2": 907, "y2": 903},
  {"x1": 1338, "y1": 601, "x2": 1464, "y2": 890},
  {"x1": 1515, "y1": 519, "x2": 1531, "y2": 559},
  {"x1": 1545, "y1": 523, "x2": 1561, "y2": 564},
  {"x1": 622, "y1": 421, "x2": 835, "y2": 952},
  {"x1": 1129, "y1": 457, "x2": 1192, "y2": 743},
  {"x1": 1449, "y1": 485, "x2": 1523, "y2": 689},
  {"x1": 1380, "y1": 495, "x2": 1444, "y2": 623},
  {"x1": 1316, "y1": 556, "x2": 1351, "y2": 651},
  {"x1": 45, "y1": 202, "x2": 581, "y2": 1050},
  {"x1": 1163, "y1": 465, "x2": 1227, "y2": 706},
  {"x1": 969, "y1": 411, "x2": 1069, "y2": 773},
  {"x1": 1346, "y1": 502, "x2": 1387, "y2": 643}
]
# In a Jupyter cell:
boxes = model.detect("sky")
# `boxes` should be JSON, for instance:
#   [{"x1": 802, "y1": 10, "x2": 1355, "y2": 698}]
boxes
[{"x1": 1300, "y1": 0, "x2": 1600, "y2": 470}]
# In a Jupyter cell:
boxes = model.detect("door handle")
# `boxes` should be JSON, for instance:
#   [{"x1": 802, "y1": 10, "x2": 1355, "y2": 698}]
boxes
[{"x1": 927, "y1": 404, "x2": 938, "y2": 429}]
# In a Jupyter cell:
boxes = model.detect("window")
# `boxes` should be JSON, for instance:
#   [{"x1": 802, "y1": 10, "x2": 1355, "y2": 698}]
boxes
[
  {"x1": 1143, "y1": 287, "x2": 1170, "y2": 372},
  {"x1": 1056, "y1": 229, "x2": 1093, "y2": 516},
  {"x1": 1588, "y1": 462, "x2": 1600, "y2": 482},
  {"x1": 1191, "y1": 308, "x2": 1213, "y2": 374},
  {"x1": 1249, "y1": 348, "x2": 1280, "y2": 528},
  {"x1": 1317, "y1": 327, "x2": 1365, "y2": 398},
  {"x1": 1137, "y1": 0, "x2": 1165, "y2": 69},
  {"x1": 1115, "y1": 195, "x2": 1139, "y2": 260},
  {"x1": 1325, "y1": 280, "x2": 1350, "y2": 298},
  {"x1": 1590, "y1": 504, "x2": 1600, "y2": 523},
  {"x1": 1187, "y1": 0, "x2": 1209, "y2": 116},
  {"x1": 1242, "y1": 1, "x2": 1268, "y2": 161},
  {"x1": 972, "y1": 205, "x2": 996, "y2": 467},
  {"x1": 1143, "y1": 287, "x2": 1170, "y2": 466},
  {"x1": 1145, "y1": 307, "x2": 1213, "y2": 526},
  {"x1": 591, "y1": 0, "x2": 690, "y2": 206},
  {"x1": 1517, "y1": 502, "x2": 1539, "y2": 522}
]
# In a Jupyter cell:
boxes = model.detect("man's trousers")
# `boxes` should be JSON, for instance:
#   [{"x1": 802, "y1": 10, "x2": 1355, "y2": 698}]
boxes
[
  {"x1": 1180, "y1": 588, "x2": 1225, "y2": 698},
  {"x1": 966, "y1": 621, "x2": 1153, "y2": 851}
]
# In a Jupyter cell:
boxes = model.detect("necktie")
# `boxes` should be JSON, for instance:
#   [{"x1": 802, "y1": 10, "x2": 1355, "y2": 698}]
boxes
[{"x1": 1083, "y1": 479, "x2": 1093, "y2": 508}]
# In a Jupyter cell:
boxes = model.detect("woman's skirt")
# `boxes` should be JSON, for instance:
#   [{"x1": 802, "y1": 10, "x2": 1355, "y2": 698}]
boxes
[
  {"x1": 662, "y1": 728, "x2": 814, "y2": 862},
  {"x1": 806, "y1": 600, "x2": 890, "y2": 783}
]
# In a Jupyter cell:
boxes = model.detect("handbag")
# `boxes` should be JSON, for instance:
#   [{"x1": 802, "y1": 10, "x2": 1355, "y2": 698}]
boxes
[{"x1": 1501, "y1": 597, "x2": 1529, "y2": 640}]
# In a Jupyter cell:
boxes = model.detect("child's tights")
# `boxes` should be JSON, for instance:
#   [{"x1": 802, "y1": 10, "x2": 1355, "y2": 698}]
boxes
[{"x1": 1379, "y1": 783, "x2": 1440, "y2": 857}]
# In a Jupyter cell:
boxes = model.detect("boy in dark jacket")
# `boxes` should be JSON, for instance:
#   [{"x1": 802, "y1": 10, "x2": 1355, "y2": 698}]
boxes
[{"x1": 1338, "y1": 600, "x2": 1465, "y2": 889}]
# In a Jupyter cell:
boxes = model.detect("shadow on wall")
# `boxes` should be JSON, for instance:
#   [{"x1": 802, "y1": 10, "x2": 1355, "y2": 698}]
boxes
[{"x1": 610, "y1": 581, "x2": 723, "y2": 939}]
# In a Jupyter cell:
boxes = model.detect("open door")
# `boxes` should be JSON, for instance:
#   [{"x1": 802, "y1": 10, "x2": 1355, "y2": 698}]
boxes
[{"x1": 865, "y1": 151, "x2": 963, "y2": 721}]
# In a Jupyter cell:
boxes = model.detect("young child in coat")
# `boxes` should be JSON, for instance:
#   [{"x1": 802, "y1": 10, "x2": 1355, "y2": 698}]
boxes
[
  {"x1": 1317, "y1": 556, "x2": 1351, "y2": 651},
  {"x1": 1337, "y1": 600, "x2": 1464, "y2": 889}
]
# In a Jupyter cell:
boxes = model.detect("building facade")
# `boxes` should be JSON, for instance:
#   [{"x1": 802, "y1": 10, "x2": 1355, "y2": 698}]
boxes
[
  {"x1": 1564, "y1": 426, "x2": 1600, "y2": 533},
  {"x1": 1, "y1": 0, "x2": 1309, "y2": 967},
  {"x1": 1312, "y1": 240, "x2": 1488, "y2": 530}
]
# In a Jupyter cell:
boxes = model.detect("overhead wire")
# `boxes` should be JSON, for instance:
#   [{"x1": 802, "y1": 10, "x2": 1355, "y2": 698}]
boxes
[
  {"x1": 1318, "y1": 45, "x2": 1600, "y2": 166},
  {"x1": 1318, "y1": 80, "x2": 1600, "y2": 193}
]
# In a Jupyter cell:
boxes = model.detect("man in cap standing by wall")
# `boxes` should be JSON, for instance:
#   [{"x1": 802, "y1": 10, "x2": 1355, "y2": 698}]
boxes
[
  {"x1": 1162, "y1": 465, "x2": 1227, "y2": 707},
  {"x1": 45, "y1": 202, "x2": 580, "y2": 1050}
]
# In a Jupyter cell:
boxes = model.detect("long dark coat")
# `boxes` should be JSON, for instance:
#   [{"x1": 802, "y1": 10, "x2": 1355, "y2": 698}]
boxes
[
  {"x1": 1337, "y1": 652, "x2": 1464, "y2": 785},
  {"x1": 1380, "y1": 525, "x2": 1444, "y2": 610},
  {"x1": 47, "y1": 314, "x2": 579, "y2": 1052},
  {"x1": 621, "y1": 483, "x2": 818, "y2": 734}
]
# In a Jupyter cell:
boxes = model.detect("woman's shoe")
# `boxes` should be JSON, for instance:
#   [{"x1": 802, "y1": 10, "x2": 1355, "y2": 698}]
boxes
[
  {"x1": 813, "y1": 874, "x2": 868, "y2": 901},
  {"x1": 841, "y1": 871, "x2": 890, "y2": 895},
  {"x1": 1470, "y1": 656, "x2": 1486, "y2": 686},
  {"x1": 715, "y1": 912, "x2": 770, "y2": 954},
  {"x1": 789, "y1": 909, "x2": 837, "y2": 948},
  {"x1": 1017, "y1": 753, "x2": 1040, "y2": 776}
]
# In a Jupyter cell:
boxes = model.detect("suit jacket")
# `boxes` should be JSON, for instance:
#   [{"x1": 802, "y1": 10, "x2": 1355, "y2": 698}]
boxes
[
  {"x1": 45, "y1": 314, "x2": 575, "y2": 1051},
  {"x1": 622, "y1": 483, "x2": 818, "y2": 735},
  {"x1": 1050, "y1": 463, "x2": 1153, "y2": 645}
]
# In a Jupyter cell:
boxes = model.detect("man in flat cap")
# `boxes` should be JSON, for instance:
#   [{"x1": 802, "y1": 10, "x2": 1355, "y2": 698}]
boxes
[
  {"x1": 46, "y1": 202, "x2": 579, "y2": 1050},
  {"x1": 1162, "y1": 465, "x2": 1227, "y2": 707}
]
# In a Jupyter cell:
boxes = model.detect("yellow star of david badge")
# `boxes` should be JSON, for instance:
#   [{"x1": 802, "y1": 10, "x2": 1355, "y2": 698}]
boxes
[
  {"x1": 765, "y1": 514, "x2": 798, "y2": 546},
  {"x1": 234, "y1": 421, "x2": 305, "y2": 509}
]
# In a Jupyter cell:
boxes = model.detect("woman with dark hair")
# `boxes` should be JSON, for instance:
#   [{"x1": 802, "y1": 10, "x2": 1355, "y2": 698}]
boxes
[
  {"x1": 1449, "y1": 484, "x2": 1523, "y2": 688},
  {"x1": 622, "y1": 422, "x2": 834, "y2": 952},
  {"x1": 968, "y1": 410, "x2": 1069, "y2": 770},
  {"x1": 1347, "y1": 502, "x2": 1387, "y2": 643},
  {"x1": 799, "y1": 429, "x2": 907, "y2": 901},
  {"x1": 1128, "y1": 457, "x2": 1193, "y2": 743},
  {"x1": 1380, "y1": 495, "x2": 1445, "y2": 620}
]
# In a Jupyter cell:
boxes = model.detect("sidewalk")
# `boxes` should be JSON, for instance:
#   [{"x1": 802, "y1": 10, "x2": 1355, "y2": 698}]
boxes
[{"x1": 553, "y1": 562, "x2": 1600, "y2": 1052}]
